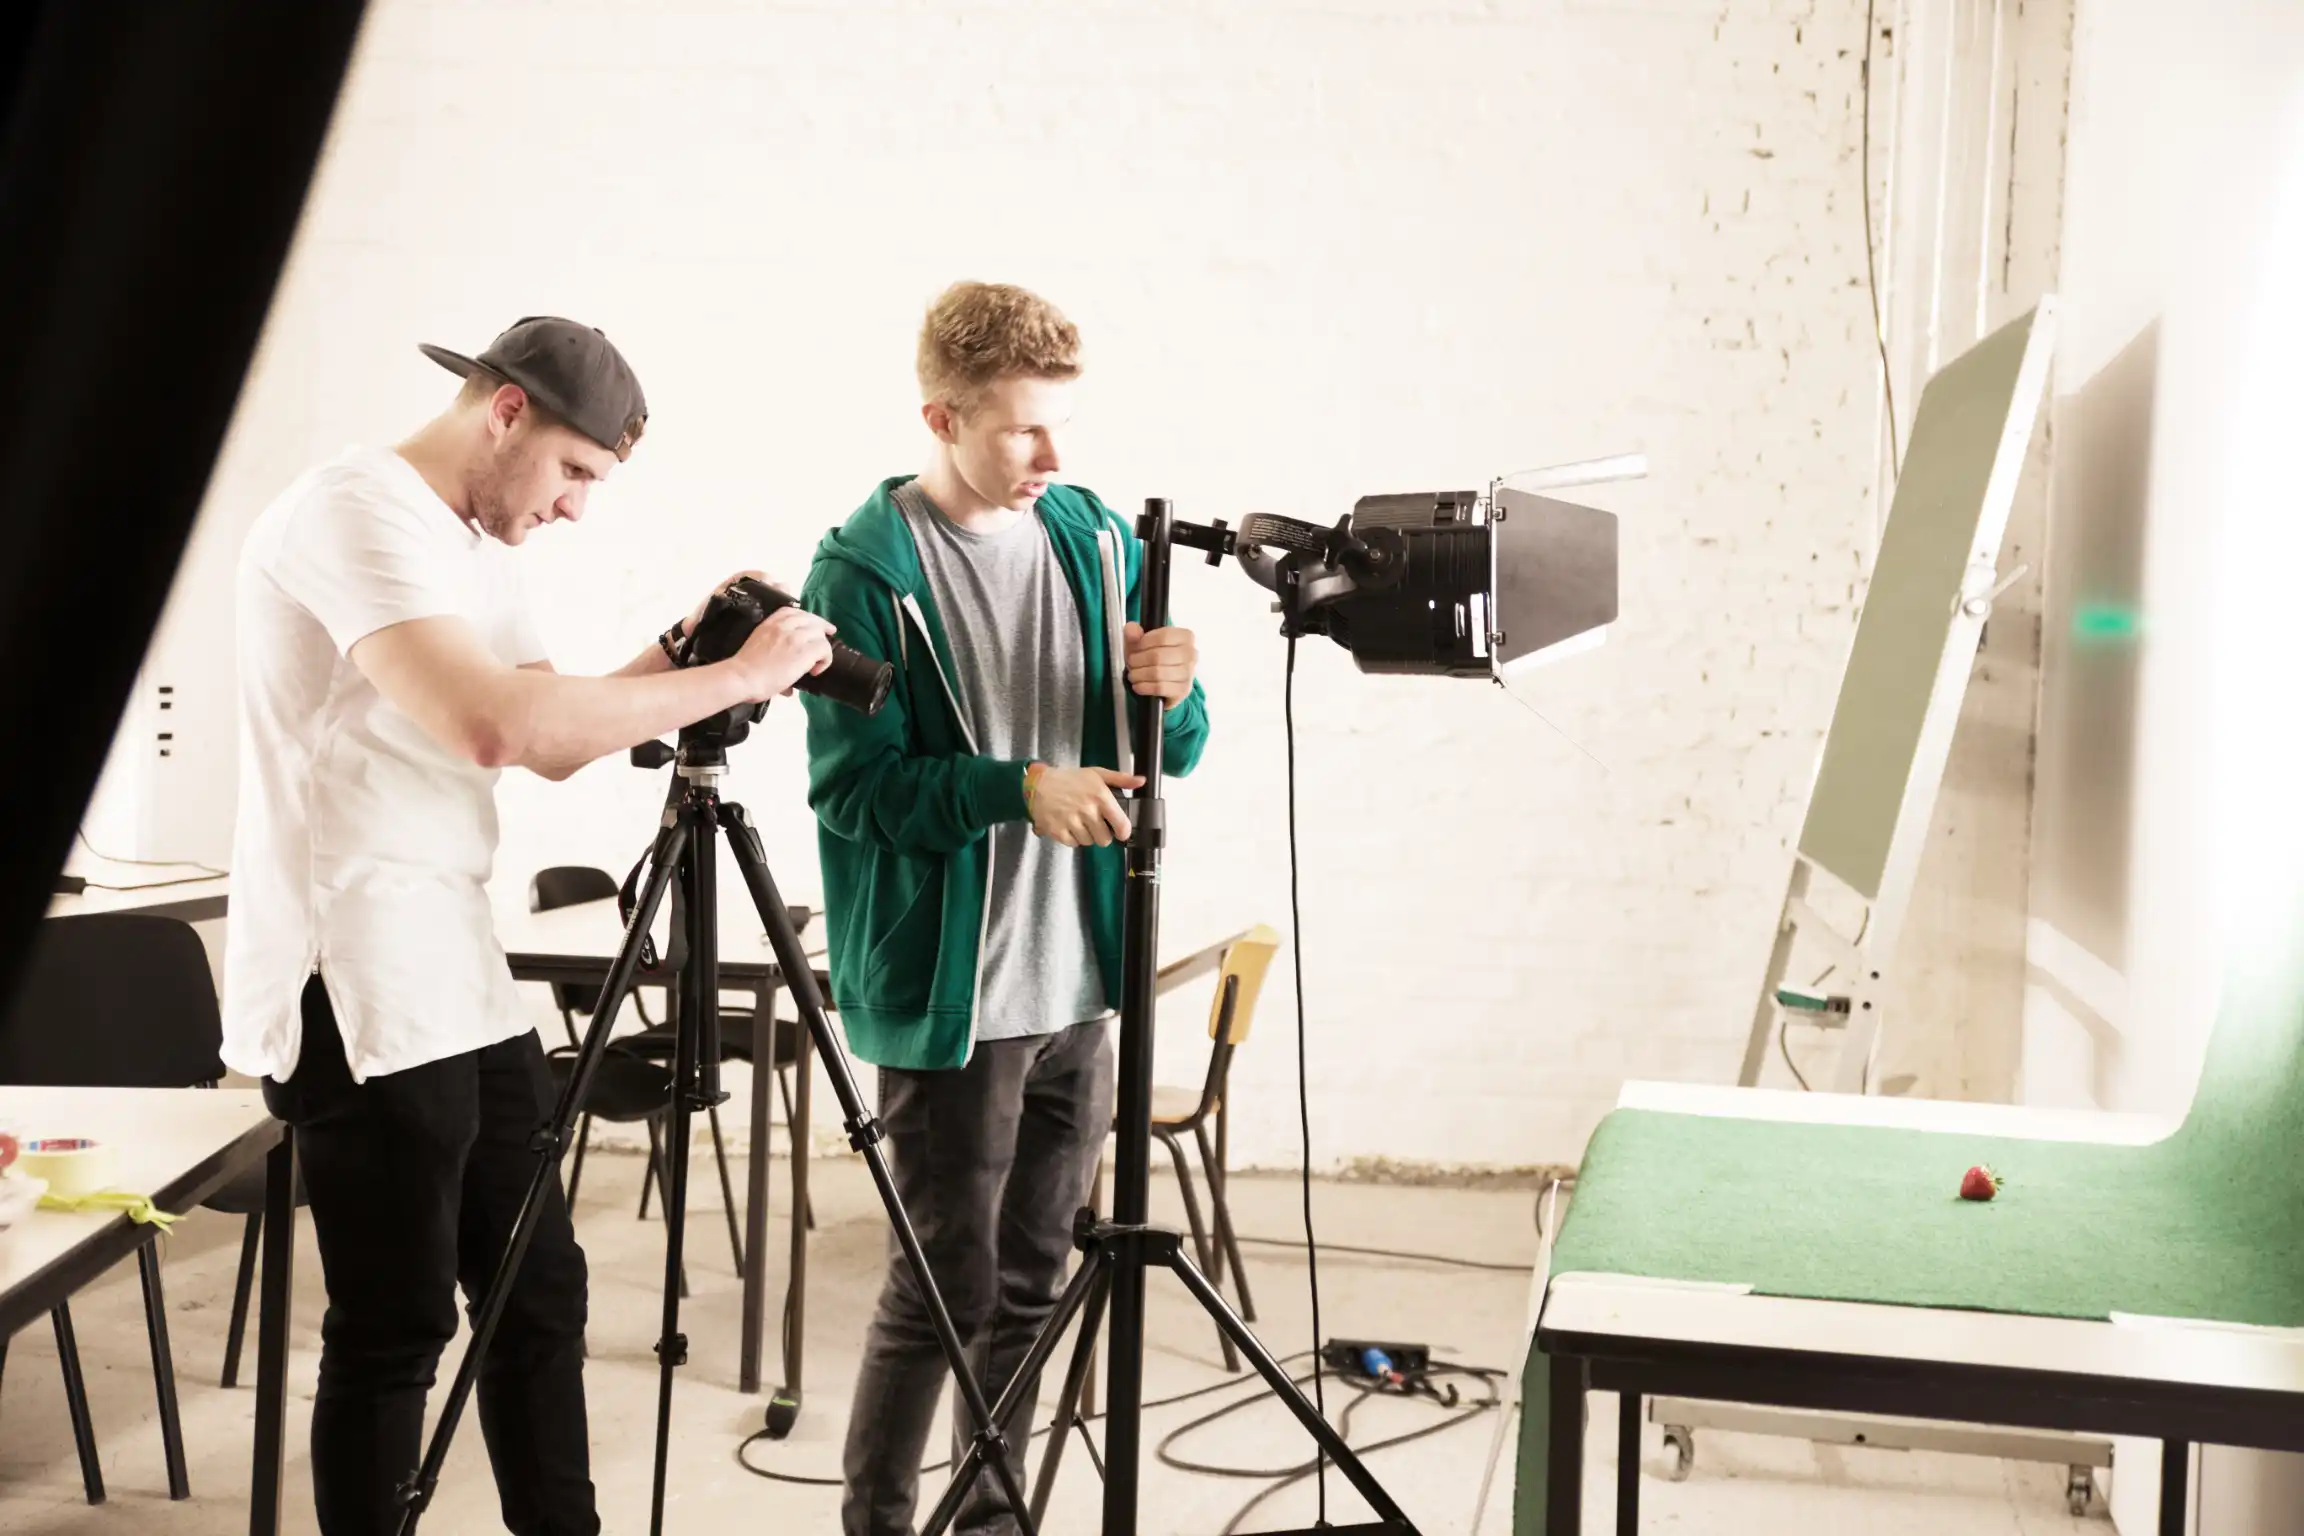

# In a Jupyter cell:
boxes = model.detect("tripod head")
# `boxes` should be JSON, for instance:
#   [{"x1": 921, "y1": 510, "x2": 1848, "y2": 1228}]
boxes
[{"x1": 630, "y1": 727, "x2": 736, "y2": 775}]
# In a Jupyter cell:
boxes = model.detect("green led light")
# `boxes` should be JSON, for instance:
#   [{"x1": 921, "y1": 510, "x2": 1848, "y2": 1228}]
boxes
[{"x1": 2073, "y1": 603, "x2": 2142, "y2": 640}]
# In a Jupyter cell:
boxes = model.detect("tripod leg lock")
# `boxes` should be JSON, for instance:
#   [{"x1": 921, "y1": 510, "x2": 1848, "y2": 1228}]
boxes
[
  {"x1": 526, "y1": 1125, "x2": 564, "y2": 1158},
  {"x1": 654, "y1": 1333, "x2": 689, "y2": 1369},
  {"x1": 392, "y1": 1475, "x2": 432, "y2": 1519},
  {"x1": 846, "y1": 1115, "x2": 886, "y2": 1152}
]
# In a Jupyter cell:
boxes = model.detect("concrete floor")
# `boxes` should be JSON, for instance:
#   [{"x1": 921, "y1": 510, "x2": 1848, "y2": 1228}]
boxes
[{"x1": 0, "y1": 1149, "x2": 2108, "y2": 1533}]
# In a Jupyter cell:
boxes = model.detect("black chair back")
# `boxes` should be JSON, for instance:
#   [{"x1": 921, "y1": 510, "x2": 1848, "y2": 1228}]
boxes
[
  {"x1": 0, "y1": 914, "x2": 225, "y2": 1087},
  {"x1": 531, "y1": 865, "x2": 620, "y2": 1019}
]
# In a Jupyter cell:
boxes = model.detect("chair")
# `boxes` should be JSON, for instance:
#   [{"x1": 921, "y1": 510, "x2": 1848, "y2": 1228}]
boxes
[
  {"x1": 1099, "y1": 924, "x2": 1281, "y2": 1374},
  {"x1": 526, "y1": 868, "x2": 738, "y2": 1282},
  {"x1": 0, "y1": 912, "x2": 308, "y2": 1502},
  {"x1": 611, "y1": 906, "x2": 821, "y2": 1233}
]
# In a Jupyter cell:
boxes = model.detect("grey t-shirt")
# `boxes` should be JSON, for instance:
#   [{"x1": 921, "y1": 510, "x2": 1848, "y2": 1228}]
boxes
[{"x1": 895, "y1": 480, "x2": 1107, "y2": 1041}]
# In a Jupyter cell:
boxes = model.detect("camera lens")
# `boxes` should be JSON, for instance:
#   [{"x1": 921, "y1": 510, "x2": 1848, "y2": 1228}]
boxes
[
  {"x1": 683, "y1": 577, "x2": 892, "y2": 717},
  {"x1": 798, "y1": 644, "x2": 895, "y2": 716}
]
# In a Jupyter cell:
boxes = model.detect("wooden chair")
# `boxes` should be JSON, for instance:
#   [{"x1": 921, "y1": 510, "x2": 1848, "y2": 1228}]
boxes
[{"x1": 1099, "y1": 924, "x2": 1282, "y2": 1374}]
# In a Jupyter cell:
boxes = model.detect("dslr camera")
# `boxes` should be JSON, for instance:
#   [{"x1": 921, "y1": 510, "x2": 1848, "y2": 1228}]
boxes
[{"x1": 677, "y1": 577, "x2": 893, "y2": 733}]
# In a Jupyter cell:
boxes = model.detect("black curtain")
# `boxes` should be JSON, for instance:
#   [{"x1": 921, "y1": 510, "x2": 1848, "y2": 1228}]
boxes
[{"x1": 0, "y1": 1, "x2": 367, "y2": 1003}]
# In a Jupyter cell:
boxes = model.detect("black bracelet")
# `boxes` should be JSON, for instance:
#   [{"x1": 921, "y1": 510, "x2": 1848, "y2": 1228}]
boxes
[{"x1": 657, "y1": 623, "x2": 686, "y2": 665}]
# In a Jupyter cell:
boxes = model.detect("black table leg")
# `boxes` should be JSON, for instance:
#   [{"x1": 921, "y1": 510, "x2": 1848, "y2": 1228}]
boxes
[
  {"x1": 2160, "y1": 1439, "x2": 2190, "y2": 1536},
  {"x1": 137, "y1": 1239, "x2": 191, "y2": 1498},
  {"x1": 1616, "y1": 1389, "x2": 1639, "y2": 1534},
  {"x1": 53, "y1": 1303, "x2": 104, "y2": 1504},
  {"x1": 741, "y1": 981, "x2": 772, "y2": 1395},
  {"x1": 250, "y1": 1132, "x2": 296, "y2": 1536},
  {"x1": 788, "y1": 1002, "x2": 811, "y2": 1399},
  {"x1": 1547, "y1": 1354, "x2": 1588, "y2": 1535}
]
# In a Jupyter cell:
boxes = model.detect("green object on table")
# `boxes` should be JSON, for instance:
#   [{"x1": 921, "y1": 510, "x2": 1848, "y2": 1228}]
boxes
[
  {"x1": 1562, "y1": 913, "x2": 2304, "y2": 1321},
  {"x1": 38, "y1": 1189, "x2": 181, "y2": 1228},
  {"x1": 1514, "y1": 892, "x2": 2304, "y2": 1531}
]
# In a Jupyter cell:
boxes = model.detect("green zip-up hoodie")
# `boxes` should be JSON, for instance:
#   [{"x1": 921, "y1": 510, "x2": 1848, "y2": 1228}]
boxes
[{"x1": 799, "y1": 476, "x2": 1211, "y2": 1070}]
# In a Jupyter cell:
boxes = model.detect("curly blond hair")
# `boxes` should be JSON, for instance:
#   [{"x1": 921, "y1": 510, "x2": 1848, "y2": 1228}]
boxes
[{"x1": 916, "y1": 281, "x2": 1080, "y2": 416}]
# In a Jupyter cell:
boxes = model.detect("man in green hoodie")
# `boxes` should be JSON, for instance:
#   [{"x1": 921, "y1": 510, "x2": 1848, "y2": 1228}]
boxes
[{"x1": 800, "y1": 282, "x2": 1210, "y2": 1536}]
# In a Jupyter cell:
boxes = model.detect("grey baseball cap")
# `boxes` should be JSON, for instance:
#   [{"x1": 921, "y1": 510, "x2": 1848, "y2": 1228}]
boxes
[{"x1": 420, "y1": 315, "x2": 648, "y2": 460}]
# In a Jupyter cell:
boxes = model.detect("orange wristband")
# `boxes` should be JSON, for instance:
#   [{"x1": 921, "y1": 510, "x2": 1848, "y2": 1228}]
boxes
[{"x1": 1022, "y1": 761, "x2": 1047, "y2": 816}]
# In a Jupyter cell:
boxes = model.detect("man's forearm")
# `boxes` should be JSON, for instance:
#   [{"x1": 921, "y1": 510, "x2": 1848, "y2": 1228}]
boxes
[
  {"x1": 503, "y1": 661, "x2": 749, "y2": 777},
  {"x1": 612, "y1": 637, "x2": 675, "y2": 679}
]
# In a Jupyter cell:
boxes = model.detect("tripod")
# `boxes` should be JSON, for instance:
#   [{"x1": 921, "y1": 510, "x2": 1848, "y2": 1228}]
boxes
[
  {"x1": 916, "y1": 500, "x2": 1419, "y2": 1536},
  {"x1": 394, "y1": 724, "x2": 1041, "y2": 1536}
]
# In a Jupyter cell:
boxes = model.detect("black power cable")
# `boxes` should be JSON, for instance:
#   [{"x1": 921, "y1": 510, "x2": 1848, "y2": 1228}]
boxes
[
  {"x1": 733, "y1": 1352, "x2": 1325, "y2": 1489},
  {"x1": 1231, "y1": 1233, "x2": 1530, "y2": 1276},
  {"x1": 72, "y1": 826, "x2": 227, "y2": 889},
  {"x1": 1861, "y1": 0, "x2": 1901, "y2": 471},
  {"x1": 1164, "y1": 1364, "x2": 1507, "y2": 1535},
  {"x1": 1282, "y1": 632, "x2": 1330, "y2": 1523}
]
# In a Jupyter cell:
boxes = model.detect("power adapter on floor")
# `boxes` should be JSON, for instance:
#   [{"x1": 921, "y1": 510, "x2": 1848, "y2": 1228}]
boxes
[{"x1": 1320, "y1": 1338, "x2": 1431, "y2": 1380}]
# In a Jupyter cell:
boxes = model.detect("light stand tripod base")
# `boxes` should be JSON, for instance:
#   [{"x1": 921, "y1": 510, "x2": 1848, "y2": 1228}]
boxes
[{"x1": 943, "y1": 497, "x2": 1423, "y2": 1536}]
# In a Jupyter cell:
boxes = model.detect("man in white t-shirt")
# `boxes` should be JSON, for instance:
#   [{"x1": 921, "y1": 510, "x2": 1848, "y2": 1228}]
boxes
[{"x1": 225, "y1": 316, "x2": 834, "y2": 1536}]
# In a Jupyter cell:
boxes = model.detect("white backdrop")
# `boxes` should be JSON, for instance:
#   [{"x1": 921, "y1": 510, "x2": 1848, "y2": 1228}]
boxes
[{"x1": 130, "y1": 0, "x2": 1885, "y2": 1171}]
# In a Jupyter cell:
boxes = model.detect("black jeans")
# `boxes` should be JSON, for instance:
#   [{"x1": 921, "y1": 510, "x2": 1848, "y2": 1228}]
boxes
[
  {"x1": 841, "y1": 1017, "x2": 1116, "y2": 1536},
  {"x1": 263, "y1": 974, "x2": 598, "y2": 1536}
]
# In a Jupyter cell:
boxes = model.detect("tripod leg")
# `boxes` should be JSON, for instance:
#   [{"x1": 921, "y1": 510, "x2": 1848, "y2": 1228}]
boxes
[
  {"x1": 650, "y1": 787, "x2": 729, "y2": 1536},
  {"x1": 920, "y1": 1249, "x2": 1110, "y2": 1536},
  {"x1": 718, "y1": 803, "x2": 1040, "y2": 1536},
  {"x1": 393, "y1": 811, "x2": 691, "y2": 1536},
  {"x1": 565, "y1": 1114, "x2": 592, "y2": 1207},
  {"x1": 645, "y1": 1129, "x2": 689, "y2": 1295},
  {"x1": 1028, "y1": 1257, "x2": 1113, "y2": 1530},
  {"x1": 1163, "y1": 1249, "x2": 1418, "y2": 1529}
]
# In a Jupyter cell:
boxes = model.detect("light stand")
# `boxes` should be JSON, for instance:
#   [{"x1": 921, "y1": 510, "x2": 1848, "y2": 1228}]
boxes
[
  {"x1": 917, "y1": 499, "x2": 1419, "y2": 1536},
  {"x1": 394, "y1": 725, "x2": 1039, "y2": 1536}
]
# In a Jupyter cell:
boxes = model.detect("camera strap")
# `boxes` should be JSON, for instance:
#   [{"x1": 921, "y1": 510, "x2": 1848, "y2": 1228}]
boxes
[{"x1": 617, "y1": 846, "x2": 690, "y2": 975}]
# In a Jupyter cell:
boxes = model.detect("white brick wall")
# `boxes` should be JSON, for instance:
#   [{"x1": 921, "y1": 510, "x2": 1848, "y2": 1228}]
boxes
[{"x1": 168, "y1": 0, "x2": 1896, "y2": 1171}]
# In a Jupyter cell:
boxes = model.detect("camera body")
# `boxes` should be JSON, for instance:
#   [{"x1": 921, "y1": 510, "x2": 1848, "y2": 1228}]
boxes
[{"x1": 680, "y1": 577, "x2": 893, "y2": 726}]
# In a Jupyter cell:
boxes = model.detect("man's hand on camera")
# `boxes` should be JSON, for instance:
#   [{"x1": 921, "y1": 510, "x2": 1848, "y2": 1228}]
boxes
[
  {"x1": 731, "y1": 606, "x2": 836, "y2": 699},
  {"x1": 685, "y1": 570, "x2": 774, "y2": 638},
  {"x1": 1028, "y1": 766, "x2": 1145, "y2": 847},
  {"x1": 1124, "y1": 623, "x2": 1197, "y2": 705}
]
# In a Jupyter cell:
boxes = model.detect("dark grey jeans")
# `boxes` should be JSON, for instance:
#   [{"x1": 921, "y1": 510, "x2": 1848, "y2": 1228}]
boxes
[{"x1": 841, "y1": 1017, "x2": 1115, "y2": 1536}]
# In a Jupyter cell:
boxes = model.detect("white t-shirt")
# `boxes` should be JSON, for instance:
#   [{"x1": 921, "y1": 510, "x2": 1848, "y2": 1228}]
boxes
[{"x1": 223, "y1": 446, "x2": 548, "y2": 1085}]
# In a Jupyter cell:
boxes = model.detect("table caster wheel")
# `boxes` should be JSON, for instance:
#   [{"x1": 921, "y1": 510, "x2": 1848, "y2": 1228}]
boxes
[
  {"x1": 2066, "y1": 1465, "x2": 2092, "y2": 1517},
  {"x1": 764, "y1": 1388, "x2": 801, "y2": 1440},
  {"x1": 1662, "y1": 1425, "x2": 1694, "y2": 1482}
]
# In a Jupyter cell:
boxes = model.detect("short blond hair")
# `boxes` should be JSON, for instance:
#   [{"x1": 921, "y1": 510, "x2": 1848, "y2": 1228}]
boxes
[{"x1": 916, "y1": 281, "x2": 1080, "y2": 416}]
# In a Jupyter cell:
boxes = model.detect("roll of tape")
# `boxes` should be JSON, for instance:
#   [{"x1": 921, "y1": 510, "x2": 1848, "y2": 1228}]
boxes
[{"x1": 18, "y1": 1138, "x2": 116, "y2": 1200}]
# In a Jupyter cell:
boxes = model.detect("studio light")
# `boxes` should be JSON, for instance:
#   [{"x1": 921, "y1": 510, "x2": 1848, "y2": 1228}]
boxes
[{"x1": 1213, "y1": 453, "x2": 1636, "y2": 682}]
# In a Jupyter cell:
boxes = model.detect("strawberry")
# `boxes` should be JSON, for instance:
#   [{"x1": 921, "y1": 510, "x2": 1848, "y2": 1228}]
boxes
[{"x1": 1959, "y1": 1164, "x2": 2002, "y2": 1201}]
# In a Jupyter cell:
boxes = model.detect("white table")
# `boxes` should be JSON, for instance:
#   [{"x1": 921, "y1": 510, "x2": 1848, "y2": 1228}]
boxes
[
  {"x1": 48, "y1": 863, "x2": 229, "y2": 924},
  {"x1": 1528, "y1": 1084, "x2": 2292, "y2": 1536},
  {"x1": 492, "y1": 894, "x2": 827, "y2": 1402},
  {"x1": 0, "y1": 1086, "x2": 294, "y2": 1533}
]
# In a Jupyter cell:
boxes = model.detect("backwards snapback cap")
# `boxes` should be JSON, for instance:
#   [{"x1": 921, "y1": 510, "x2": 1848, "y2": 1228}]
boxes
[{"x1": 420, "y1": 315, "x2": 648, "y2": 460}]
